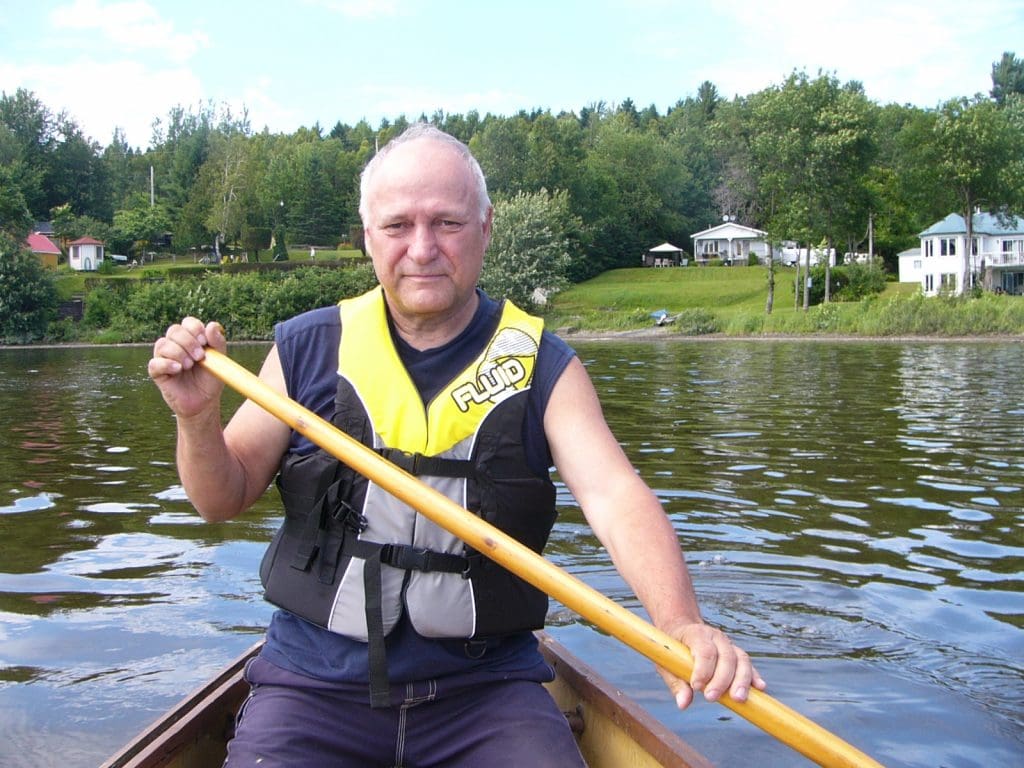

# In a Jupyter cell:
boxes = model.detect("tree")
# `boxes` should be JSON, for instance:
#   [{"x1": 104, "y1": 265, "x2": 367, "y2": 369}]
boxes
[
  {"x1": 871, "y1": 103, "x2": 943, "y2": 269},
  {"x1": 991, "y1": 51, "x2": 1024, "y2": 106},
  {"x1": 931, "y1": 95, "x2": 1024, "y2": 293},
  {"x1": 271, "y1": 225, "x2": 289, "y2": 261},
  {"x1": 576, "y1": 114, "x2": 693, "y2": 276},
  {"x1": 695, "y1": 80, "x2": 721, "y2": 122},
  {"x1": 0, "y1": 89, "x2": 54, "y2": 218},
  {"x1": 748, "y1": 72, "x2": 876, "y2": 308},
  {"x1": 49, "y1": 117, "x2": 112, "y2": 221},
  {"x1": 482, "y1": 189, "x2": 581, "y2": 309},
  {"x1": 523, "y1": 112, "x2": 585, "y2": 197},
  {"x1": 103, "y1": 127, "x2": 143, "y2": 211},
  {"x1": 0, "y1": 233, "x2": 58, "y2": 342},
  {"x1": 200, "y1": 130, "x2": 252, "y2": 258},
  {"x1": 0, "y1": 163, "x2": 33, "y2": 237},
  {"x1": 112, "y1": 197, "x2": 172, "y2": 257},
  {"x1": 471, "y1": 116, "x2": 531, "y2": 197}
]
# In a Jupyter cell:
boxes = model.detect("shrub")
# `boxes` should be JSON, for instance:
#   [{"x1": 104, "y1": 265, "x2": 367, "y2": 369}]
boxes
[
  {"x1": 78, "y1": 264, "x2": 379, "y2": 342},
  {"x1": 45, "y1": 316, "x2": 82, "y2": 342},
  {"x1": 673, "y1": 308, "x2": 721, "y2": 335},
  {"x1": 0, "y1": 234, "x2": 59, "y2": 343},
  {"x1": 82, "y1": 283, "x2": 122, "y2": 328},
  {"x1": 836, "y1": 262, "x2": 888, "y2": 301}
]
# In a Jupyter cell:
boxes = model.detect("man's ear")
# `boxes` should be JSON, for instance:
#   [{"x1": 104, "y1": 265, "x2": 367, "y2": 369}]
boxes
[{"x1": 481, "y1": 206, "x2": 494, "y2": 248}]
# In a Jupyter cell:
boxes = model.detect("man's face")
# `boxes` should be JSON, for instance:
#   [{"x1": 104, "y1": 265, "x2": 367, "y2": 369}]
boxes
[{"x1": 363, "y1": 139, "x2": 492, "y2": 329}]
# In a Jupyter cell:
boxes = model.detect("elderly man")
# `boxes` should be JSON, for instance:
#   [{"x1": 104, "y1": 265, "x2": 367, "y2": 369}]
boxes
[{"x1": 149, "y1": 123, "x2": 763, "y2": 767}]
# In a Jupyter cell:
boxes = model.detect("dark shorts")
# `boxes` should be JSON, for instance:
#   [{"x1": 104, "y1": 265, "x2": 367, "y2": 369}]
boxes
[{"x1": 224, "y1": 657, "x2": 586, "y2": 768}]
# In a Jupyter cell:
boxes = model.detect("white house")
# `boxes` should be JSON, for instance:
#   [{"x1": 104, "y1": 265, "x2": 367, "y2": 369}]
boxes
[
  {"x1": 68, "y1": 237, "x2": 105, "y2": 271},
  {"x1": 690, "y1": 222, "x2": 772, "y2": 266},
  {"x1": 900, "y1": 212, "x2": 1024, "y2": 295}
]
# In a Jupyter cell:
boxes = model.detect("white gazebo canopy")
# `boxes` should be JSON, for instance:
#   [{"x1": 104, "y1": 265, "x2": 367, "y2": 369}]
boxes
[{"x1": 648, "y1": 242, "x2": 683, "y2": 253}]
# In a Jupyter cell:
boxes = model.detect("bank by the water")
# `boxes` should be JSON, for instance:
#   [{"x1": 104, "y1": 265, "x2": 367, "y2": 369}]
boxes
[
  {"x1": 11, "y1": 263, "x2": 1024, "y2": 347},
  {"x1": 555, "y1": 327, "x2": 1024, "y2": 343}
]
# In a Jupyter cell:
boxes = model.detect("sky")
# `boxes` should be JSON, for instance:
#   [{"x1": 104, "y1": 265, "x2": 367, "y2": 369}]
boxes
[{"x1": 2, "y1": 0, "x2": 1023, "y2": 150}]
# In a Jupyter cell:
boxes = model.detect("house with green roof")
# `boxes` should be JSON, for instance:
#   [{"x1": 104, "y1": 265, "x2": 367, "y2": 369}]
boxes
[{"x1": 899, "y1": 212, "x2": 1024, "y2": 295}]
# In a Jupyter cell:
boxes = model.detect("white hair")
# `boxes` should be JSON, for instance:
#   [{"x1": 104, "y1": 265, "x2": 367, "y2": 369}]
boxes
[{"x1": 358, "y1": 123, "x2": 491, "y2": 225}]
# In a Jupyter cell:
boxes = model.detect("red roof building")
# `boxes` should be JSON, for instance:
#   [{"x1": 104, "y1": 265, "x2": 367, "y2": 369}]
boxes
[{"x1": 26, "y1": 232, "x2": 62, "y2": 269}]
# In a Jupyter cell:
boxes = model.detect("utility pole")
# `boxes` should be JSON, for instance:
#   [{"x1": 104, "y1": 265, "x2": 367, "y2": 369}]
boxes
[{"x1": 868, "y1": 212, "x2": 874, "y2": 261}]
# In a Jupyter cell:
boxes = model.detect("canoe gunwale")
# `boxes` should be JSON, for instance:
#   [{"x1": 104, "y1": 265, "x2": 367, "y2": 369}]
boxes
[{"x1": 538, "y1": 632, "x2": 713, "y2": 768}]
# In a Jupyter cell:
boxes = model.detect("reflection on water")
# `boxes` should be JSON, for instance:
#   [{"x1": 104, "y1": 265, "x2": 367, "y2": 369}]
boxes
[{"x1": 0, "y1": 341, "x2": 1021, "y2": 767}]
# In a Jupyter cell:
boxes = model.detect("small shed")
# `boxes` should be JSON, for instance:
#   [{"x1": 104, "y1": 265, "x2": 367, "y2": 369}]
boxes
[
  {"x1": 26, "y1": 232, "x2": 62, "y2": 269},
  {"x1": 68, "y1": 236, "x2": 106, "y2": 271},
  {"x1": 641, "y1": 242, "x2": 685, "y2": 267}
]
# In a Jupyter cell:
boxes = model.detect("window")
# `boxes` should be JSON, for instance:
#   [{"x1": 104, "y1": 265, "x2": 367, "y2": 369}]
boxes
[
  {"x1": 940, "y1": 238, "x2": 956, "y2": 256},
  {"x1": 941, "y1": 273, "x2": 957, "y2": 291},
  {"x1": 925, "y1": 240, "x2": 934, "y2": 257},
  {"x1": 913, "y1": 260, "x2": 922, "y2": 269},
  {"x1": 1003, "y1": 240, "x2": 1014, "y2": 254},
  {"x1": 925, "y1": 274, "x2": 934, "y2": 292}
]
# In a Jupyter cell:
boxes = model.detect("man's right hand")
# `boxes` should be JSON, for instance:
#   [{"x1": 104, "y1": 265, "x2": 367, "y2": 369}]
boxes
[{"x1": 148, "y1": 317, "x2": 227, "y2": 419}]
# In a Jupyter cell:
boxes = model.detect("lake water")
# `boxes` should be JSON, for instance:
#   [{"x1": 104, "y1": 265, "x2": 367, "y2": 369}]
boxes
[{"x1": 0, "y1": 340, "x2": 1021, "y2": 767}]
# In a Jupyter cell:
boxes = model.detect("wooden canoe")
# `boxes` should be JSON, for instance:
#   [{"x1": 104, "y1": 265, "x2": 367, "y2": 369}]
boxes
[{"x1": 101, "y1": 631, "x2": 712, "y2": 768}]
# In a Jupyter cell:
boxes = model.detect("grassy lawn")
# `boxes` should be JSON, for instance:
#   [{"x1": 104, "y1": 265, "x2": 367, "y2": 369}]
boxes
[{"x1": 543, "y1": 265, "x2": 922, "y2": 335}]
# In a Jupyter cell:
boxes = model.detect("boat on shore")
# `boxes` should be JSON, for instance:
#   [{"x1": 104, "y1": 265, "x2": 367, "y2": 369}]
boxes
[{"x1": 101, "y1": 631, "x2": 712, "y2": 768}]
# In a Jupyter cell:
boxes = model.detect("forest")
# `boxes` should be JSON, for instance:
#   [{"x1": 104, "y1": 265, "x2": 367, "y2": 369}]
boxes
[{"x1": 2, "y1": 53, "x2": 1024, "y2": 285}]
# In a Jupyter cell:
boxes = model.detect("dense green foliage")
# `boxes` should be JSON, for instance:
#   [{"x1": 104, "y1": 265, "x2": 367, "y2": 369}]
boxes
[
  {"x1": 804, "y1": 262, "x2": 889, "y2": 304},
  {"x1": 4, "y1": 53, "x2": 1023, "y2": 281},
  {"x1": 69, "y1": 263, "x2": 376, "y2": 343},
  {"x1": 0, "y1": 233, "x2": 58, "y2": 342},
  {"x1": 482, "y1": 189, "x2": 582, "y2": 309},
  {"x1": 3, "y1": 55, "x2": 1024, "y2": 346}
]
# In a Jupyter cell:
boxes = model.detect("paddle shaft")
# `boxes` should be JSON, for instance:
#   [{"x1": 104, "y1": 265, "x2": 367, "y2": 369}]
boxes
[{"x1": 198, "y1": 348, "x2": 884, "y2": 768}]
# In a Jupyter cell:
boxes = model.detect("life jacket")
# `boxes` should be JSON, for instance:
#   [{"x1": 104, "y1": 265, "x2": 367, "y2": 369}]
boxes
[{"x1": 258, "y1": 288, "x2": 558, "y2": 705}]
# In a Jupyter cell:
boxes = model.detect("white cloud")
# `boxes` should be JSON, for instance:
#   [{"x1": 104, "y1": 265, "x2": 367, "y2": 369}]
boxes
[
  {"x1": 48, "y1": 0, "x2": 209, "y2": 63},
  {"x1": 4, "y1": 57, "x2": 204, "y2": 148},
  {"x1": 643, "y1": 0, "x2": 1018, "y2": 106}
]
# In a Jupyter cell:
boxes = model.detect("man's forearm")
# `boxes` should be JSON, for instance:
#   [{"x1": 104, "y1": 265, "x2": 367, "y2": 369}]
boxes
[{"x1": 175, "y1": 408, "x2": 250, "y2": 522}]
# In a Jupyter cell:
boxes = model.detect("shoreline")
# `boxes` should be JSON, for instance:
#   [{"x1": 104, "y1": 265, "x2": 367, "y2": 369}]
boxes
[
  {"x1": 4, "y1": 329, "x2": 1022, "y2": 351},
  {"x1": 554, "y1": 327, "x2": 1024, "y2": 343}
]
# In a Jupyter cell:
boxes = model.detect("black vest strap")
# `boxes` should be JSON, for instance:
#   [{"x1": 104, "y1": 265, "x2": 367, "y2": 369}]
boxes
[
  {"x1": 379, "y1": 448, "x2": 474, "y2": 478},
  {"x1": 363, "y1": 552, "x2": 390, "y2": 708},
  {"x1": 291, "y1": 472, "x2": 367, "y2": 574},
  {"x1": 380, "y1": 544, "x2": 468, "y2": 575}
]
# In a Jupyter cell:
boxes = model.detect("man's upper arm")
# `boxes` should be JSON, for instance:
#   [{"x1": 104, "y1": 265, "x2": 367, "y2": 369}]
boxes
[{"x1": 544, "y1": 357, "x2": 652, "y2": 541}]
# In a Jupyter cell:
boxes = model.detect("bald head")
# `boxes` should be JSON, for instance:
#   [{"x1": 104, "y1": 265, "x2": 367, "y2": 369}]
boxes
[{"x1": 358, "y1": 123, "x2": 491, "y2": 226}]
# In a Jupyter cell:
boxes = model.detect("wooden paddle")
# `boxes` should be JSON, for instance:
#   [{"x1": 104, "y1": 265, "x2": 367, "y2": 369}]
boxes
[{"x1": 198, "y1": 348, "x2": 884, "y2": 768}]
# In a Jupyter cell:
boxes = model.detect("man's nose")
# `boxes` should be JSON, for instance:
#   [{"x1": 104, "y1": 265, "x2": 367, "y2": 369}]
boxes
[{"x1": 408, "y1": 224, "x2": 439, "y2": 260}]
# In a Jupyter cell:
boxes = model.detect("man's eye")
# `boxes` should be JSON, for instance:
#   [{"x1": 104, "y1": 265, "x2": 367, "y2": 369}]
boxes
[{"x1": 439, "y1": 220, "x2": 462, "y2": 230}]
